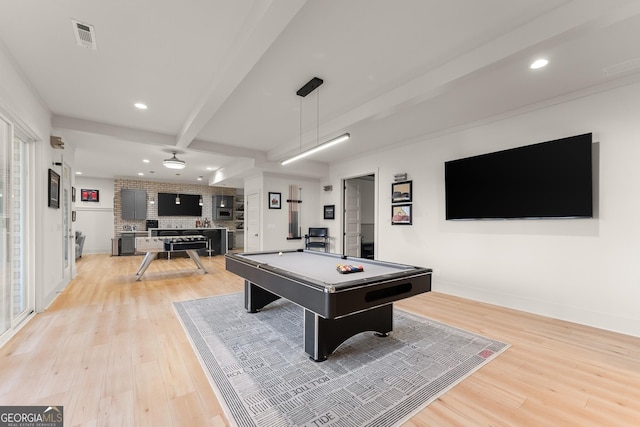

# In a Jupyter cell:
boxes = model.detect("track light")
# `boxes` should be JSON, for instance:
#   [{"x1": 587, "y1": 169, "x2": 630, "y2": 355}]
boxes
[{"x1": 281, "y1": 133, "x2": 350, "y2": 165}]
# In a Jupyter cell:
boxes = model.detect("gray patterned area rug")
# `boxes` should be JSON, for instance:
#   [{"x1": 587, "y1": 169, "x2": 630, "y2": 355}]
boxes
[{"x1": 174, "y1": 293, "x2": 509, "y2": 427}]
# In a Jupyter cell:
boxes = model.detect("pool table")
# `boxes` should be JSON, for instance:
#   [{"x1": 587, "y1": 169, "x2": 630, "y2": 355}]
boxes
[{"x1": 225, "y1": 249, "x2": 432, "y2": 361}]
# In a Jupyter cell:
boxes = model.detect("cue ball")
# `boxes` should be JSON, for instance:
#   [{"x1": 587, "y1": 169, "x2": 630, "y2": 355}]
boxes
[{"x1": 278, "y1": 252, "x2": 283, "y2": 256}]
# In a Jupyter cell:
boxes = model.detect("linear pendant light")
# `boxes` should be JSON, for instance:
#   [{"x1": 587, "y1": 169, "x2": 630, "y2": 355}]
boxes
[
  {"x1": 281, "y1": 133, "x2": 350, "y2": 165},
  {"x1": 281, "y1": 77, "x2": 350, "y2": 166}
]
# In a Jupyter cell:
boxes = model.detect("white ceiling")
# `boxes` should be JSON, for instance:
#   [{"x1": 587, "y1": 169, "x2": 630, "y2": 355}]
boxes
[{"x1": 2, "y1": 0, "x2": 640, "y2": 186}]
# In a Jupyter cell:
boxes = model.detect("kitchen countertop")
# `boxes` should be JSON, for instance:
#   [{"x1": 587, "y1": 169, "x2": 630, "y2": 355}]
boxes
[{"x1": 149, "y1": 227, "x2": 228, "y2": 231}]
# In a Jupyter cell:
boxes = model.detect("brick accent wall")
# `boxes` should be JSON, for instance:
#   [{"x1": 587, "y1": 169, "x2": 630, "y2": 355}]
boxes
[{"x1": 114, "y1": 179, "x2": 236, "y2": 235}]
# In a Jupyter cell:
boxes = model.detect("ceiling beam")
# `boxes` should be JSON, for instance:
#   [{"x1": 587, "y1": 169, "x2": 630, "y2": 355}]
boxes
[
  {"x1": 52, "y1": 115, "x2": 174, "y2": 146},
  {"x1": 175, "y1": 0, "x2": 307, "y2": 150},
  {"x1": 268, "y1": 0, "x2": 640, "y2": 162}
]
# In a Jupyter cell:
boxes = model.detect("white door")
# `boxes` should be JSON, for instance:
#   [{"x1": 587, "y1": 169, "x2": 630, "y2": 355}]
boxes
[
  {"x1": 0, "y1": 116, "x2": 33, "y2": 343},
  {"x1": 246, "y1": 192, "x2": 260, "y2": 252},
  {"x1": 344, "y1": 180, "x2": 361, "y2": 257}
]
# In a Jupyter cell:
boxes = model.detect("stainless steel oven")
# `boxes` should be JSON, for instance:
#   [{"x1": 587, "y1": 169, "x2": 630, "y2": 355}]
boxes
[{"x1": 215, "y1": 207, "x2": 233, "y2": 220}]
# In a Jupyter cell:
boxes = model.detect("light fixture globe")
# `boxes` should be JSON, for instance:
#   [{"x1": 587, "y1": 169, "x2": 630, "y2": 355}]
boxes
[{"x1": 163, "y1": 152, "x2": 186, "y2": 169}]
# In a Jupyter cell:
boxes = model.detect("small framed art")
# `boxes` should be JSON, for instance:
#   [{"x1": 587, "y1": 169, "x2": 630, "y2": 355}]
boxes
[
  {"x1": 391, "y1": 204, "x2": 412, "y2": 225},
  {"x1": 268, "y1": 192, "x2": 281, "y2": 209},
  {"x1": 391, "y1": 180, "x2": 412, "y2": 203},
  {"x1": 81, "y1": 189, "x2": 99, "y2": 202},
  {"x1": 48, "y1": 169, "x2": 60, "y2": 209},
  {"x1": 323, "y1": 205, "x2": 335, "y2": 220}
]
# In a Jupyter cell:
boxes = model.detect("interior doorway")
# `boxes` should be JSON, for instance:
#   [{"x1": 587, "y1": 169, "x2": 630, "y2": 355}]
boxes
[
  {"x1": 342, "y1": 174, "x2": 375, "y2": 258},
  {"x1": 246, "y1": 192, "x2": 260, "y2": 252}
]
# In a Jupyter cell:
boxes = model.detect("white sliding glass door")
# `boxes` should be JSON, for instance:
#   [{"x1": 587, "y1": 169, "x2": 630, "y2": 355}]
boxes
[
  {"x1": 0, "y1": 114, "x2": 32, "y2": 343},
  {"x1": 0, "y1": 116, "x2": 10, "y2": 336}
]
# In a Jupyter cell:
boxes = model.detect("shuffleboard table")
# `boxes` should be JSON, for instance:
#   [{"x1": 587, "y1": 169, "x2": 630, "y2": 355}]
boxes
[{"x1": 225, "y1": 249, "x2": 432, "y2": 361}]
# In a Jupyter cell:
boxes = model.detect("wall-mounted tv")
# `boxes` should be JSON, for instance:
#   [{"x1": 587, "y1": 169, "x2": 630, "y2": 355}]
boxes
[
  {"x1": 445, "y1": 133, "x2": 593, "y2": 220},
  {"x1": 158, "y1": 193, "x2": 202, "y2": 217}
]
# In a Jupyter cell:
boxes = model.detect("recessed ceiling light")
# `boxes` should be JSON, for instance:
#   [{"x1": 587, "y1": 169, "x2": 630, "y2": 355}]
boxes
[
  {"x1": 197, "y1": 176, "x2": 203, "y2": 181},
  {"x1": 134, "y1": 103, "x2": 148, "y2": 110},
  {"x1": 530, "y1": 59, "x2": 549, "y2": 69},
  {"x1": 75, "y1": 171, "x2": 82, "y2": 175},
  {"x1": 138, "y1": 172, "x2": 144, "y2": 176},
  {"x1": 206, "y1": 167, "x2": 215, "y2": 171},
  {"x1": 143, "y1": 159, "x2": 150, "y2": 163}
]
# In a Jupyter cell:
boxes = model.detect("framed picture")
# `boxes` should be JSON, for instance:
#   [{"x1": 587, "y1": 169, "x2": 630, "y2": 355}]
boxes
[
  {"x1": 72, "y1": 186, "x2": 76, "y2": 202},
  {"x1": 48, "y1": 169, "x2": 60, "y2": 209},
  {"x1": 391, "y1": 204, "x2": 412, "y2": 225},
  {"x1": 81, "y1": 189, "x2": 99, "y2": 202},
  {"x1": 72, "y1": 211, "x2": 77, "y2": 222},
  {"x1": 391, "y1": 180, "x2": 412, "y2": 203},
  {"x1": 324, "y1": 204, "x2": 335, "y2": 220},
  {"x1": 268, "y1": 192, "x2": 281, "y2": 209}
]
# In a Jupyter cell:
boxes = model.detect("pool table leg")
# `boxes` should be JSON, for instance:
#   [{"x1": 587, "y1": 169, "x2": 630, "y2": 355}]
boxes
[
  {"x1": 244, "y1": 281, "x2": 281, "y2": 313},
  {"x1": 304, "y1": 303, "x2": 393, "y2": 362}
]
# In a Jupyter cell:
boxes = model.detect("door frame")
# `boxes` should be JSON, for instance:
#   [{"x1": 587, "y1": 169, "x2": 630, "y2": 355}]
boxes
[
  {"x1": 62, "y1": 162, "x2": 73, "y2": 282},
  {"x1": 246, "y1": 191, "x2": 261, "y2": 252},
  {"x1": 341, "y1": 172, "x2": 377, "y2": 258}
]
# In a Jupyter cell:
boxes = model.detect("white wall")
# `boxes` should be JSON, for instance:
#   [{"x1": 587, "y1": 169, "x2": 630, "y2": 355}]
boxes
[
  {"x1": 245, "y1": 173, "x2": 322, "y2": 252},
  {"x1": 329, "y1": 81, "x2": 640, "y2": 337},
  {"x1": 0, "y1": 42, "x2": 62, "y2": 312},
  {"x1": 74, "y1": 176, "x2": 115, "y2": 254}
]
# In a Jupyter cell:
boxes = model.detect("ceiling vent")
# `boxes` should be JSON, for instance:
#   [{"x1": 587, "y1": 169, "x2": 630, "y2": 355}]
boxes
[
  {"x1": 71, "y1": 19, "x2": 97, "y2": 50},
  {"x1": 603, "y1": 58, "x2": 640, "y2": 77}
]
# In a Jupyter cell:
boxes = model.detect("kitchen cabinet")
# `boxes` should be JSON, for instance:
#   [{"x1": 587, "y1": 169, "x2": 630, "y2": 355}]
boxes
[
  {"x1": 120, "y1": 234, "x2": 136, "y2": 255},
  {"x1": 213, "y1": 195, "x2": 234, "y2": 220},
  {"x1": 122, "y1": 189, "x2": 147, "y2": 219}
]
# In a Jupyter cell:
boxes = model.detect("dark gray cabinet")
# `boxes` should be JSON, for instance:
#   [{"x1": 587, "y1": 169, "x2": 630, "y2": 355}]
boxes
[
  {"x1": 213, "y1": 195, "x2": 234, "y2": 220},
  {"x1": 122, "y1": 189, "x2": 147, "y2": 219},
  {"x1": 120, "y1": 234, "x2": 136, "y2": 255},
  {"x1": 213, "y1": 195, "x2": 234, "y2": 208}
]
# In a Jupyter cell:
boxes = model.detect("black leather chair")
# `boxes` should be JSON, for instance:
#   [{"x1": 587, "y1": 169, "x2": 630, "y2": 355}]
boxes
[
  {"x1": 304, "y1": 227, "x2": 329, "y2": 252},
  {"x1": 182, "y1": 230, "x2": 201, "y2": 235}
]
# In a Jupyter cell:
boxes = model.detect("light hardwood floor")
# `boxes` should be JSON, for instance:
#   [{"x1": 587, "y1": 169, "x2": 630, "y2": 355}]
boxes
[{"x1": 1, "y1": 253, "x2": 639, "y2": 426}]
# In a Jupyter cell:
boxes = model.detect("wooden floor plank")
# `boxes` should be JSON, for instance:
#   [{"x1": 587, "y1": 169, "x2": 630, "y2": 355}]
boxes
[{"x1": 1, "y1": 253, "x2": 639, "y2": 426}]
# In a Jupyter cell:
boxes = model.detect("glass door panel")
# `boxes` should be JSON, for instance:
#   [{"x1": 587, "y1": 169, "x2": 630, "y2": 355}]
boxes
[
  {"x1": 0, "y1": 117, "x2": 10, "y2": 335},
  {"x1": 12, "y1": 137, "x2": 26, "y2": 320}
]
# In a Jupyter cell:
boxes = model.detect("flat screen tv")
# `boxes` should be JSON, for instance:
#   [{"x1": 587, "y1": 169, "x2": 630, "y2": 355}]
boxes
[
  {"x1": 157, "y1": 193, "x2": 202, "y2": 217},
  {"x1": 445, "y1": 133, "x2": 593, "y2": 220}
]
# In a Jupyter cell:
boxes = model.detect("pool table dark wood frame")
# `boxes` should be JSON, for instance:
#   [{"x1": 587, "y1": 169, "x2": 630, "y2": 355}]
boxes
[{"x1": 225, "y1": 249, "x2": 432, "y2": 361}]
